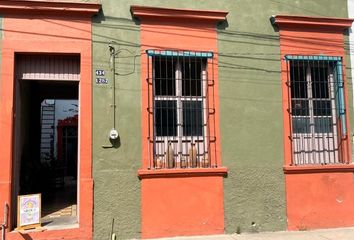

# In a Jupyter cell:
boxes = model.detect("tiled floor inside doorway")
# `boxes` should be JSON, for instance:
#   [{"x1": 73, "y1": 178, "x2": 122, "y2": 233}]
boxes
[{"x1": 41, "y1": 178, "x2": 78, "y2": 229}]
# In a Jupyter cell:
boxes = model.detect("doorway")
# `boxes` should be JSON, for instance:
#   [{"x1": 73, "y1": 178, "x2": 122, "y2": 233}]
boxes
[{"x1": 12, "y1": 55, "x2": 80, "y2": 229}]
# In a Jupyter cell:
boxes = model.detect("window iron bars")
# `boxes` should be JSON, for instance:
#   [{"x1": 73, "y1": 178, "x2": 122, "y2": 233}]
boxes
[
  {"x1": 146, "y1": 49, "x2": 216, "y2": 169},
  {"x1": 285, "y1": 56, "x2": 347, "y2": 165}
]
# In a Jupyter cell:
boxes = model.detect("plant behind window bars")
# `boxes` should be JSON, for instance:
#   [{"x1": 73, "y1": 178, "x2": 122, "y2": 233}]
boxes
[{"x1": 146, "y1": 50, "x2": 216, "y2": 169}]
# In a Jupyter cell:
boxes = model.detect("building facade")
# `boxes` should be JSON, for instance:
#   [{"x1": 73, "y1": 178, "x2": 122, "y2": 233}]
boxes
[{"x1": 0, "y1": 0, "x2": 354, "y2": 239}]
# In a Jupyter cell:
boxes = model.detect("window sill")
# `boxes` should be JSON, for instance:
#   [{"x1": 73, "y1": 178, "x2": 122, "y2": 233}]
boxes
[
  {"x1": 284, "y1": 164, "x2": 354, "y2": 174},
  {"x1": 138, "y1": 167, "x2": 228, "y2": 179}
]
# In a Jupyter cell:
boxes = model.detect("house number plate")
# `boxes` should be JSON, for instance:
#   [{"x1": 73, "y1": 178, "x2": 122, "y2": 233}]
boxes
[
  {"x1": 96, "y1": 78, "x2": 108, "y2": 84},
  {"x1": 95, "y1": 70, "x2": 105, "y2": 76}
]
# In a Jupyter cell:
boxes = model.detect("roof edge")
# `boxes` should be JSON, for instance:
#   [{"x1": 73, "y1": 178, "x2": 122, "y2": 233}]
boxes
[
  {"x1": 272, "y1": 15, "x2": 354, "y2": 29},
  {"x1": 0, "y1": 0, "x2": 101, "y2": 17},
  {"x1": 131, "y1": 5, "x2": 228, "y2": 23}
]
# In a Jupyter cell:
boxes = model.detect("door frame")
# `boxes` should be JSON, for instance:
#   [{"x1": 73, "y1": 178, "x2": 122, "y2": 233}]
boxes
[{"x1": 0, "y1": 3, "x2": 98, "y2": 238}]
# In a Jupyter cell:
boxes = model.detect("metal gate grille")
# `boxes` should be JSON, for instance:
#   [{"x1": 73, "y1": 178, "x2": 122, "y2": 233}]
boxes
[
  {"x1": 286, "y1": 56, "x2": 347, "y2": 165},
  {"x1": 146, "y1": 50, "x2": 216, "y2": 169},
  {"x1": 16, "y1": 55, "x2": 80, "y2": 81}
]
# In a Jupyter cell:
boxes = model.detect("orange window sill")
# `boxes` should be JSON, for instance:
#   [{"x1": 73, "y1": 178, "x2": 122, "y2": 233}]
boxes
[
  {"x1": 138, "y1": 167, "x2": 228, "y2": 179},
  {"x1": 284, "y1": 164, "x2": 354, "y2": 174}
]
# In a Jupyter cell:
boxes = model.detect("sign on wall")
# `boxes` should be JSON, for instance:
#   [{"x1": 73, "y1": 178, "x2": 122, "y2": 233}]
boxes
[
  {"x1": 17, "y1": 194, "x2": 41, "y2": 230},
  {"x1": 95, "y1": 69, "x2": 105, "y2": 76},
  {"x1": 95, "y1": 69, "x2": 108, "y2": 84},
  {"x1": 96, "y1": 78, "x2": 108, "y2": 84}
]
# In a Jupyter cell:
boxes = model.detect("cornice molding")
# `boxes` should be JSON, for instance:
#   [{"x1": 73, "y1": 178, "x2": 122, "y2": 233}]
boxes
[
  {"x1": 131, "y1": 5, "x2": 228, "y2": 23},
  {"x1": 273, "y1": 15, "x2": 354, "y2": 30},
  {"x1": 0, "y1": 0, "x2": 101, "y2": 17}
]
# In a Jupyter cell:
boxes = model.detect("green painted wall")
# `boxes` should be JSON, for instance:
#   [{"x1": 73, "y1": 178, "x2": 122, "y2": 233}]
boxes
[
  {"x1": 92, "y1": 0, "x2": 351, "y2": 239},
  {"x1": 92, "y1": 10, "x2": 141, "y2": 239}
]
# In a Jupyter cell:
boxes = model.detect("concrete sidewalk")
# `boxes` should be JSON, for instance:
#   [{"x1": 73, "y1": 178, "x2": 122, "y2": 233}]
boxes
[{"x1": 150, "y1": 227, "x2": 354, "y2": 240}]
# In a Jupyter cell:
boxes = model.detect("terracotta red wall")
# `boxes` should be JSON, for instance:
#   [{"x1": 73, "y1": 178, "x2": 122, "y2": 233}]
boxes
[
  {"x1": 275, "y1": 16, "x2": 354, "y2": 230},
  {"x1": 139, "y1": 20, "x2": 222, "y2": 169},
  {"x1": 141, "y1": 176, "x2": 225, "y2": 238},
  {"x1": 279, "y1": 26, "x2": 350, "y2": 166},
  {"x1": 132, "y1": 6, "x2": 228, "y2": 239},
  {"x1": 0, "y1": 4, "x2": 97, "y2": 238},
  {"x1": 286, "y1": 172, "x2": 354, "y2": 230}
]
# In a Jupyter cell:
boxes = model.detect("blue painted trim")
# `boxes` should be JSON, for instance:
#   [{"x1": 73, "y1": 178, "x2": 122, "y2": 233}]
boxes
[
  {"x1": 285, "y1": 55, "x2": 341, "y2": 61},
  {"x1": 336, "y1": 61, "x2": 347, "y2": 135},
  {"x1": 147, "y1": 50, "x2": 213, "y2": 58}
]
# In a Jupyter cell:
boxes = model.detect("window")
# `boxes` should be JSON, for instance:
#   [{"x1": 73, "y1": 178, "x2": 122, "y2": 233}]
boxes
[
  {"x1": 286, "y1": 56, "x2": 347, "y2": 165},
  {"x1": 146, "y1": 50, "x2": 215, "y2": 169}
]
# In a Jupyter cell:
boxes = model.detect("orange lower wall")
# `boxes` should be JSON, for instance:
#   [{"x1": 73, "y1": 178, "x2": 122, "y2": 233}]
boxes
[
  {"x1": 141, "y1": 175, "x2": 225, "y2": 239},
  {"x1": 286, "y1": 172, "x2": 354, "y2": 230}
]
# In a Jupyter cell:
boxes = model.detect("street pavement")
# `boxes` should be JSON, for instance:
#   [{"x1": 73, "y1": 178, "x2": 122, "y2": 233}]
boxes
[{"x1": 148, "y1": 227, "x2": 354, "y2": 240}]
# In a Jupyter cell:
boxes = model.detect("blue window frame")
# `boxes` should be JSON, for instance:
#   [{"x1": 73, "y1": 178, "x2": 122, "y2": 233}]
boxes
[{"x1": 285, "y1": 55, "x2": 347, "y2": 165}]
